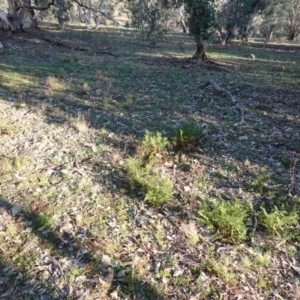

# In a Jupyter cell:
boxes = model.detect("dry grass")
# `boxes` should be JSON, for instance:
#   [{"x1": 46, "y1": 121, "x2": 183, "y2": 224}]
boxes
[{"x1": 0, "y1": 25, "x2": 299, "y2": 299}]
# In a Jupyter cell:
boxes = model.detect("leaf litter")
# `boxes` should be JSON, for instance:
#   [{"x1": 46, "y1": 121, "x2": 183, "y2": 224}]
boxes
[{"x1": 0, "y1": 26, "x2": 300, "y2": 299}]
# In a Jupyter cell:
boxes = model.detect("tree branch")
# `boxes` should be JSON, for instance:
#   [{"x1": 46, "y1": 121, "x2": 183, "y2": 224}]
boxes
[
  {"x1": 15, "y1": 0, "x2": 55, "y2": 12},
  {"x1": 200, "y1": 79, "x2": 245, "y2": 125},
  {"x1": 73, "y1": 0, "x2": 120, "y2": 25}
]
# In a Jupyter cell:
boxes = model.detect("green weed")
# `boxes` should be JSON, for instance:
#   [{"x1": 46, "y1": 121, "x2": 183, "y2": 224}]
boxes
[
  {"x1": 254, "y1": 251, "x2": 271, "y2": 268},
  {"x1": 32, "y1": 214, "x2": 53, "y2": 229},
  {"x1": 198, "y1": 199, "x2": 251, "y2": 242},
  {"x1": 259, "y1": 206, "x2": 298, "y2": 236},
  {"x1": 57, "y1": 68, "x2": 67, "y2": 78},
  {"x1": 205, "y1": 255, "x2": 238, "y2": 285},
  {"x1": 141, "y1": 130, "x2": 169, "y2": 159},
  {"x1": 126, "y1": 158, "x2": 173, "y2": 205},
  {"x1": 173, "y1": 122, "x2": 204, "y2": 150},
  {"x1": 251, "y1": 169, "x2": 271, "y2": 194}
]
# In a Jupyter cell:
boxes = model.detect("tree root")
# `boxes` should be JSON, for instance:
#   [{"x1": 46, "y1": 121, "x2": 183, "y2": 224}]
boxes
[{"x1": 200, "y1": 79, "x2": 244, "y2": 126}]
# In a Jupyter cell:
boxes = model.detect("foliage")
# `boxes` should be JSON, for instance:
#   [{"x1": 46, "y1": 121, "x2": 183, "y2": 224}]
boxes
[
  {"x1": 198, "y1": 199, "x2": 251, "y2": 242},
  {"x1": 129, "y1": 0, "x2": 175, "y2": 44},
  {"x1": 251, "y1": 169, "x2": 270, "y2": 194},
  {"x1": 52, "y1": 0, "x2": 73, "y2": 29},
  {"x1": 1, "y1": 20, "x2": 300, "y2": 299},
  {"x1": 142, "y1": 130, "x2": 170, "y2": 158},
  {"x1": 205, "y1": 255, "x2": 238, "y2": 284},
  {"x1": 260, "y1": 207, "x2": 299, "y2": 235},
  {"x1": 173, "y1": 122, "x2": 204, "y2": 150},
  {"x1": 184, "y1": 0, "x2": 216, "y2": 40},
  {"x1": 126, "y1": 158, "x2": 173, "y2": 205},
  {"x1": 216, "y1": 0, "x2": 267, "y2": 43}
]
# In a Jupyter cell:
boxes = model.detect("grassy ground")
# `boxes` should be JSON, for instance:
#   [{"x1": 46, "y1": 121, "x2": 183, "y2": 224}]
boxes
[{"x1": 0, "y1": 24, "x2": 300, "y2": 299}]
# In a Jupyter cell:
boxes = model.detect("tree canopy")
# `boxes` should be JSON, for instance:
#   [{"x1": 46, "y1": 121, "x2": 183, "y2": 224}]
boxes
[{"x1": 1, "y1": 0, "x2": 299, "y2": 48}]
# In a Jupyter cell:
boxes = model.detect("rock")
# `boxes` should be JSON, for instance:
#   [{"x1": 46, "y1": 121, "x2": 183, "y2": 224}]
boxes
[
  {"x1": 173, "y1": 269, "x2": 184, "y2": 277},
  {"x1": 101, "y1": 254, "x2": 116, "y2": 267},
  {"x1": 11, "y1": 205, "x2": 22, "y2": 216}
]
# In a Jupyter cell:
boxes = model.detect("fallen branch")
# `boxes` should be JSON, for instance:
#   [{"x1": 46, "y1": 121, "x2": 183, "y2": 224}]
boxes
[
  {"x1": 200, "y1": 79, "x2": 244, "y2": 125},
  {"x1": 37, "y1": 34, "x2": 118, "y2": 56}
]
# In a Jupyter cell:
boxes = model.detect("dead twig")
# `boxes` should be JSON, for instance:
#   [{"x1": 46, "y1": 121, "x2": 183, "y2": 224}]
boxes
[{"x1": 200, "y1": 79, "x2": 244, "y2": 125}]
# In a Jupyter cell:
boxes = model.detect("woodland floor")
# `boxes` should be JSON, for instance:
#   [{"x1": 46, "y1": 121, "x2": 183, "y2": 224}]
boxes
[{"x1": 0, "y1": 24, "x2": 300, "y2": 300}]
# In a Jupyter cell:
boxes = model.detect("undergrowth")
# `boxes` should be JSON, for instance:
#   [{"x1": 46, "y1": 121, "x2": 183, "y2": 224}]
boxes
[{"x1": 198, "y1": 199, "x2": 251, "y2": 242}]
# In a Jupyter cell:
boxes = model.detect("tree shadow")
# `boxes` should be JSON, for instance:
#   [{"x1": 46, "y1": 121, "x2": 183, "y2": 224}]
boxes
[
  {"x1": 0, "y1": 196, "x2": 166, "y2": 299},
  {"x1": 1, "y1": 24, "x2": 300, "y2": 299}
]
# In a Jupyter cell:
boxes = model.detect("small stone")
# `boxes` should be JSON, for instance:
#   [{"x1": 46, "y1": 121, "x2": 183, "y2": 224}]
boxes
[
  {"x1": 110, "y1": 291, "x2": 119, "y2": 299},
  {"x1": 184, "y1": 186, "x2": 191, "y2": 192},
  {"x1": 11, "y1": 205, "x2": 22, "y2": 216},
  {"x1": 101, "y1": 255, "x2": 116, "y2": 267},
  {"x1": 74, "y1": 214, "x2": 83, "y2": 227},
  {"x1": 173, "y1": 269, "x2": 184, "y2": 277}
]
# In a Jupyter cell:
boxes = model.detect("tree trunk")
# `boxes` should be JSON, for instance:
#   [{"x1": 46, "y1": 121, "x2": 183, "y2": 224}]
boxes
[
  {"x1": 189, "y1": 16, "x2": 206, "y2": 60},
  {"x1": 77, "y1": 5, "x2": 90, "y2": 28},
  {"x1": 178, "y1": 8, "x2": 187, "y2": 33},
  {"x1": 94, "y1": 0, "x2": 104, "y2": 30},
  {"x1": 87, "y1": 0, "x2": 92, "y2": 27},
  {"x1": 288, "y1": 28, "x2": 295, "y2": 41},
  {"x1": 268, "y1": 29, "x2": 273, "y2": 41},
  {"x1": 0, "y1": 9, "x2": 13, "y2": 31},
  {"x1": 7, "y1": 0, "x2": 22, "y2": 32},
  {"x1": 6, "y1": 0, "x2": 33, "y2": 32},
  {"x1": 193, "y1": 37, "x2": 206, "y2": 60}
]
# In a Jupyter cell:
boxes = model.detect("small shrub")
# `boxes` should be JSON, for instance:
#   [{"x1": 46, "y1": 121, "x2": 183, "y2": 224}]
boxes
[
  {"x1": 57, "y1": 68, "x2": 67, "y2": 78},
  {"x1": 80, "y1": 82, "x2": 91, "y2": 94},
  {"x1": 73, "y1": 112, "x2": 90, "y2": 132},
  {"x1": 205, "y1": 255, "x2": 238, "y2": 285},
  {"x1": 251, "y1": 169, "x2": 270, "y2": 194},
  {"x1": 126, "y1": 158, "x2": 173, "y2": 205},
  {"x1": 278, "y1": 157, "x2": 293, "y2": 168},
  {"x1": 173, "y1": 122, "x2": 204, "y2": 150},
  {"x1": 198, "y1": 199, "x2": 250, "y2": 242},
  {"x1": 32, "y1": 214, "x2": 53, "y2": 229},
  {"x1": 259, "y1": 206, "x2": 298, "y2": 236},
  {"x1": 0, "y1": 125, "x2": 12, "y2": 135},
  {"x1": 0, "y1": 157, "x2": 14, "y2": 175},
  {"x1": 142, "y1": 130, "x2": 169, "y2": 158},
  {"x1": 130, "y1": 1, "x2": 170, "y2": 45},
  {"x1": 254, "y1": 251, "x2": 271, "y2": 267},
  {"x1": 11, "y1": 156, "x2": 27, "y2": 169}
]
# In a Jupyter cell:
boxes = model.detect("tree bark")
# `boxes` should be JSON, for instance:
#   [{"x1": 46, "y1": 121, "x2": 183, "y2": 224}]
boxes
[
  {"x1": 268, "y1": 29, "x2": 273, "y2": 41},
  {"x1": 7, "y1": 0, "x2": 21, "y2": 32},
  {"x1": 193, "y1": 37, "x2": 206, "y2": 60},
  {"x1": 189, "y1": 16, "x2": 206, "y2": 60},
  {"x1": 0, "y1": 9, "x2": 13, "y2": 31},
  {"x1": 288, "y1": 28, "x2": 296, "y2": 41},
  {"x1": 178, "y1": 8, "x2": 187, "y2": 33},
  {"x1": 94, "y1": 0, "x2": 104, "y2": 30}
]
